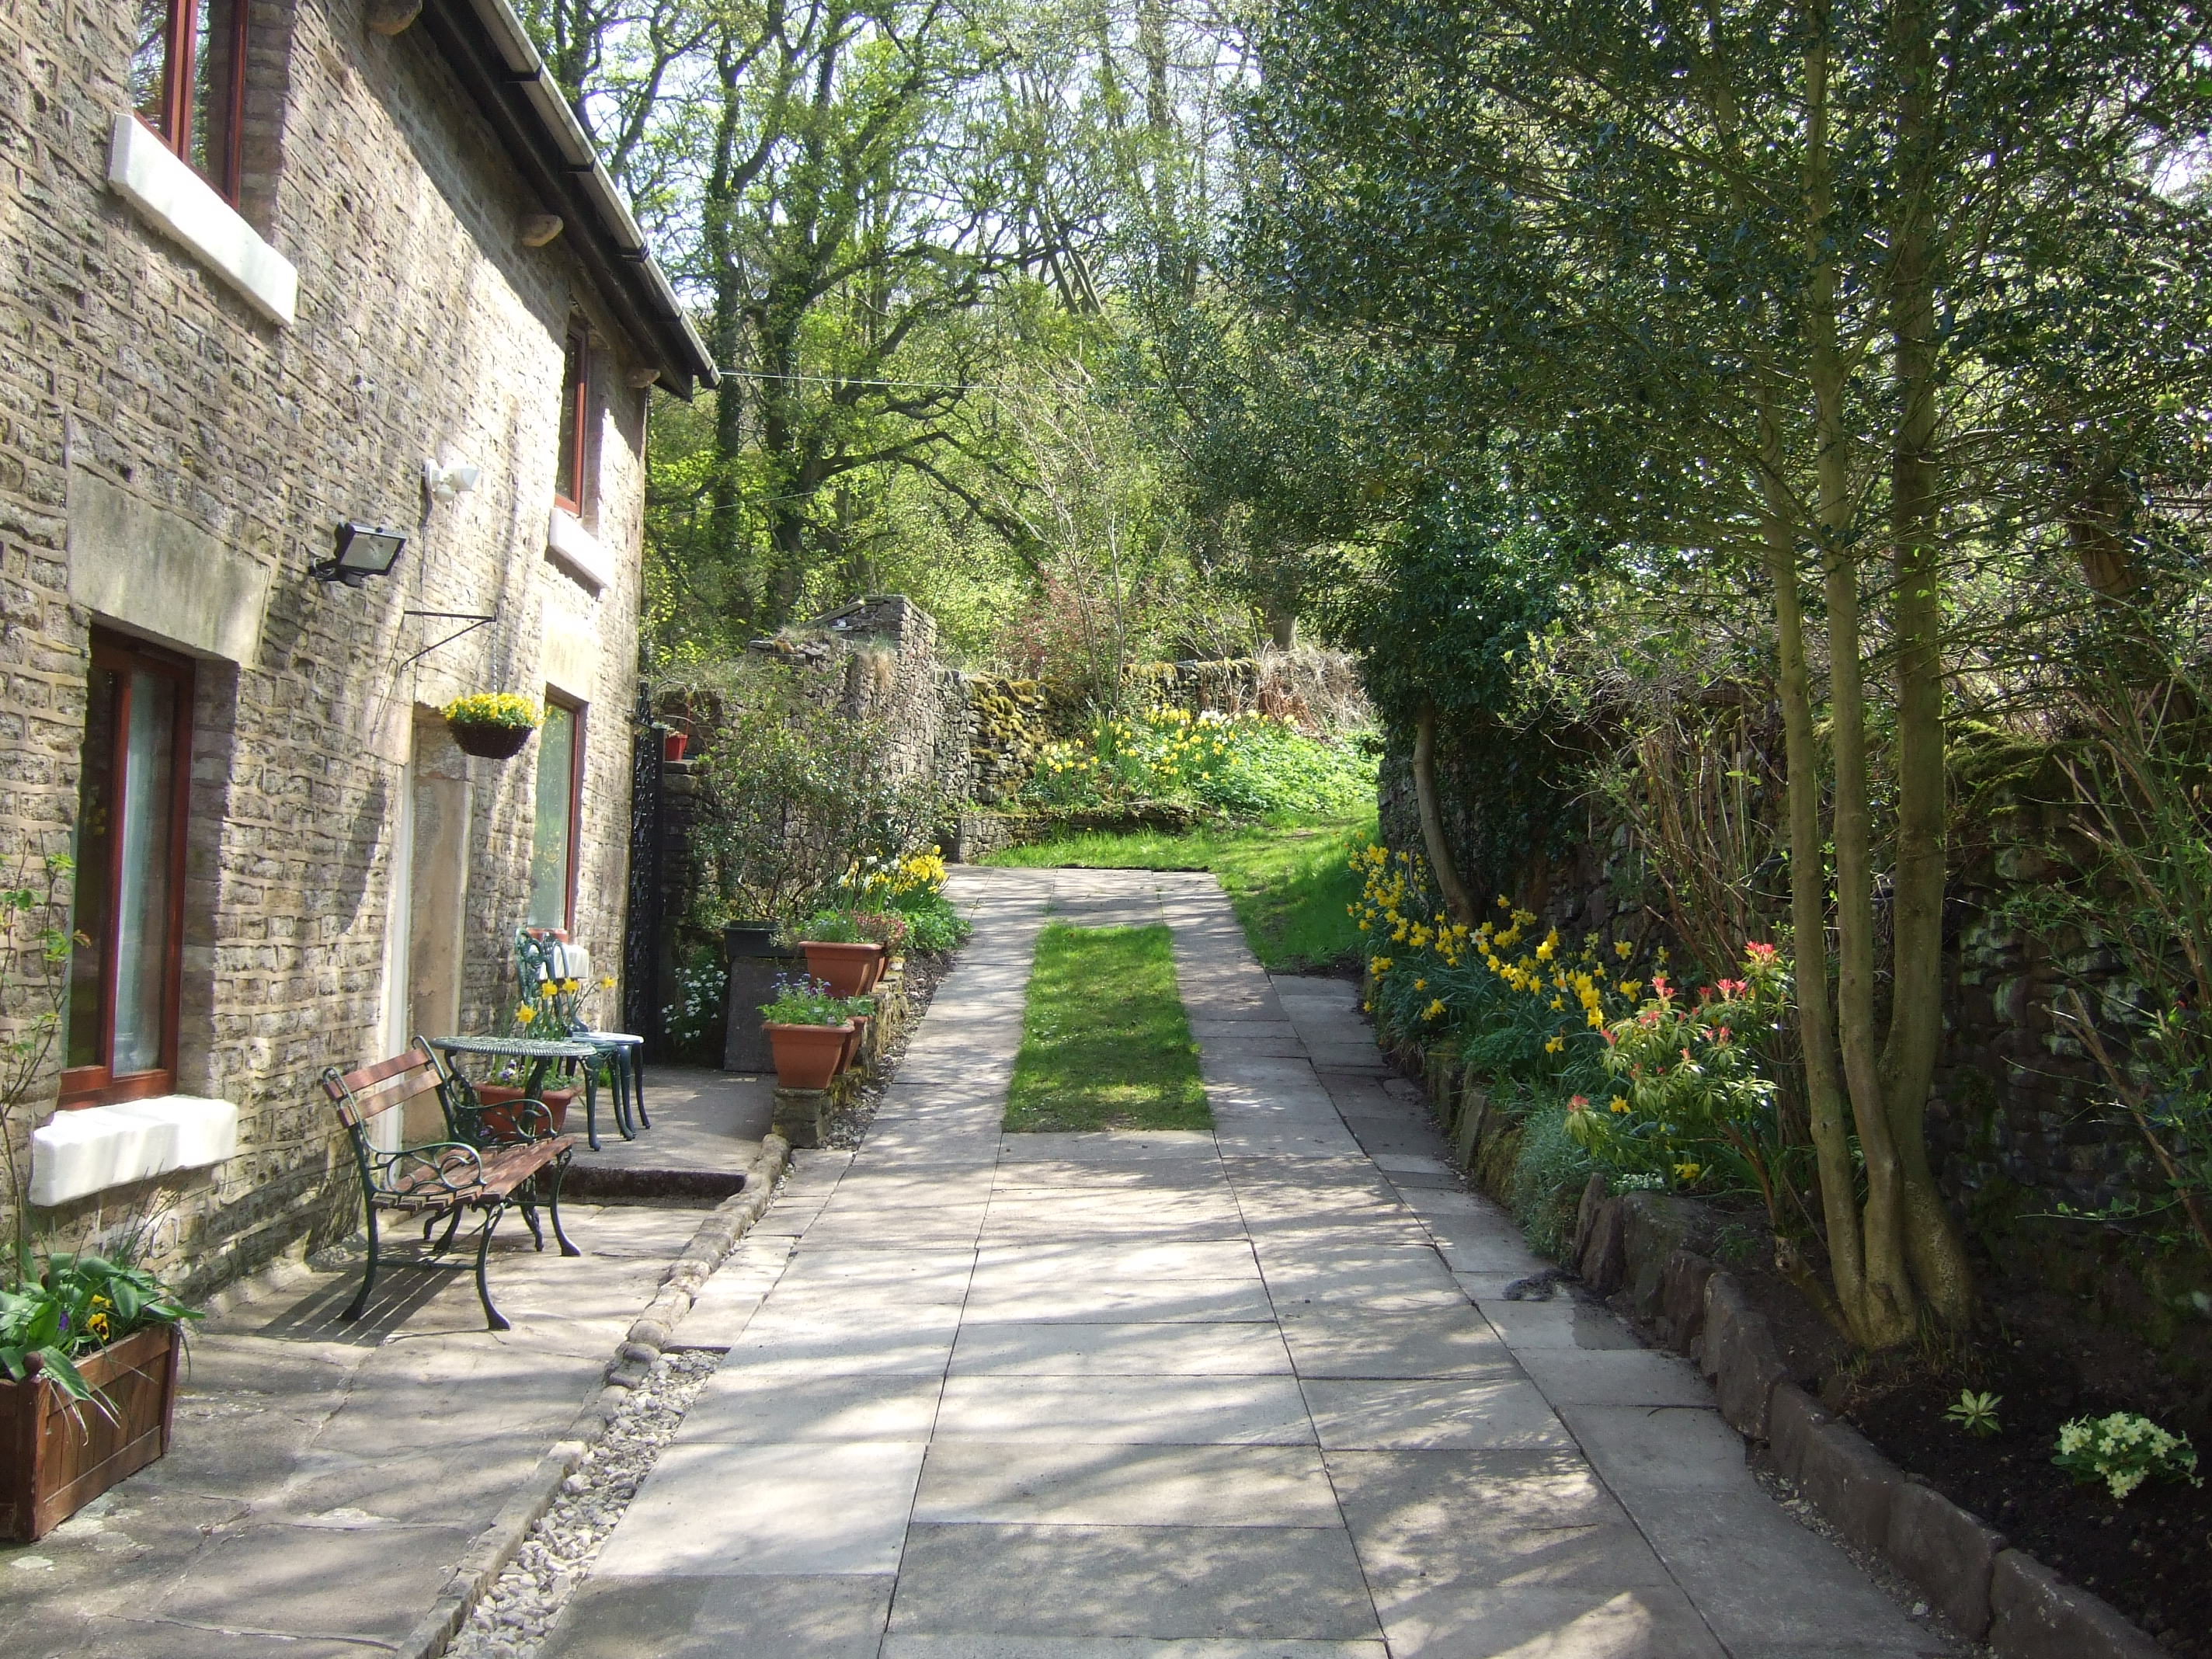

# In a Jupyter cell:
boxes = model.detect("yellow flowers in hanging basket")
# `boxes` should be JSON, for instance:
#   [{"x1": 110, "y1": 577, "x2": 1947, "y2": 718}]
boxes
[{"x1": 443, "y1": 693, "x2": 542, "y2": 731}]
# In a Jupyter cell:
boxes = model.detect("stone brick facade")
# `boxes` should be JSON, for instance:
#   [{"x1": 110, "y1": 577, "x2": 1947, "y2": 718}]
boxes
[{"x1": 0, "y1": 0, "x2": 711, "y2": 1293}]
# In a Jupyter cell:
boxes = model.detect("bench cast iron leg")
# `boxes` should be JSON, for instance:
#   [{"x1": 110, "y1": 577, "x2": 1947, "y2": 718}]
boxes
[
  {"x1": 430, "y1": 1205, "x2": 464, "y2": 1257},
  {"x1": 517, "y1": 1188, "x2": 546, "y2": 1251},
  {"x1": 547, "y1": 1159, "x2": 581, "y2": 1257},
  {"x1": 346, "y1": 1204, "x2": 381, "y2": 1322},
  {"x1": 632, "y1": 1047, "x2": 649, "y2": 1128},
  {"x1": 474, "y1": 1203, "x2": 510, "y2": 1330}
]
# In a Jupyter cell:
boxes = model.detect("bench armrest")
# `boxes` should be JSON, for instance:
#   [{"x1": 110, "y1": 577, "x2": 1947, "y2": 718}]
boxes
[{"x1": 371, "y1": 1140, "x2": 486, "y2": 1197}]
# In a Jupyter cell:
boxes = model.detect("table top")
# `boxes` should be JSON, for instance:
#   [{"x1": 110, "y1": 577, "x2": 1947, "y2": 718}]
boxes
[{"x1": 425, "y1": 1034, "x2": 600, "y2": 1061}]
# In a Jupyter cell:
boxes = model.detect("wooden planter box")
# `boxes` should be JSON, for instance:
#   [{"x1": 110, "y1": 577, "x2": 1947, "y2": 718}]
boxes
[{"x1": 1, "y1": 1323, "x2": 182, "y2": 1541}]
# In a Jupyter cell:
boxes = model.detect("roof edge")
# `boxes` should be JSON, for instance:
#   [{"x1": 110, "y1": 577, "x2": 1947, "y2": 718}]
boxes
[{"x1": 428, "y1": 0, "x2": 717, "y2": 396}]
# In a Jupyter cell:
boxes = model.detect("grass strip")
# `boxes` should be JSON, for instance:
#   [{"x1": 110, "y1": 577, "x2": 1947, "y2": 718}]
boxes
[
  {"x1": 983, "y1": 812, "x2": 1374, "y2": 973},
  {"x1": 1004, "y1": 923, "x2": 1211, "y2": 1132}
]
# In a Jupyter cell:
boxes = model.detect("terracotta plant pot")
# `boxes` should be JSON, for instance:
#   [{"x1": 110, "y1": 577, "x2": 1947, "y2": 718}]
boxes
[
  {"x1": 801, "y1": 940, "x2": 885, "y2": 997},
  {"x1": 766, "y1": 1021, "x2": 854, "y2": 1090},
  {"x1": 662, "y1": 730, "x2": 688, "y2": 763},
  {"x1": 447, "y1": 718, "x2": 534, "y2": 759},
  {"x1": 471, "y1": 1084, "x2": 573, "y2": 1136},
  {"x1": 841, "y1": 1015, "x2": 871, "y2": 1074},
  {"x1": 1, "y1": 1323, "x2": 181, "y2": 1541}
]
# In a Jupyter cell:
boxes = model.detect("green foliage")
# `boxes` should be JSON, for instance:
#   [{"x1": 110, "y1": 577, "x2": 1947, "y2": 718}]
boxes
[
  {"x1": 1945, "y1": 1390, "x2": 2004, "y2": 1440},
  {"x1": 1576, "y1": 944, "x2": 1798, "y2": 1227},
  {"x1": 0, "y1": 1250, "x2": 198, "y2": 1406},
  {"x1": 685, "y1": 659, "x2": 955, "y2": 927},
  {"x1": 658, "y1": 944, "x2": 728, "y2": 1066},
  {"x1": 1508, "y1": 1098, "x2": 1596, "y2": 1260},
  {"x1": 759, "y1": 976, "x2": 872, "y2": 1028},
  {"x1": 983, "y1": 812, "x2": 1375, "y2": 973},
  {"x1": 1006, "y1": 923, "x2": 1209, "y2": 1132},
  {"x1": 1023, "y1": 707, "x2": 1374, "y2": 819},
  {"x1": 887, "y1": 889, "x2": 972, "y2": 955},
  {"x1": 2053, "y1": 1411, "x2": 2202, "y2": 1501}
]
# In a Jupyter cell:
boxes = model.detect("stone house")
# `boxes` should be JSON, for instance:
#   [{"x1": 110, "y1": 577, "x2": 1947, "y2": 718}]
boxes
[{"x1": 0, "y1": 0, "x2": 714, "y2": 1290}]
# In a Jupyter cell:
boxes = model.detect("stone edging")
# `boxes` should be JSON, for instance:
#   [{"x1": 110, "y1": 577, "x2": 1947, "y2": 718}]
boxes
[
  {"x1": 1574, "y1": 1186, "x2": 2165, "y2": 1659},
  {"x1": 395, "y1": 1130, "x2": 792, "y2": 1659}
]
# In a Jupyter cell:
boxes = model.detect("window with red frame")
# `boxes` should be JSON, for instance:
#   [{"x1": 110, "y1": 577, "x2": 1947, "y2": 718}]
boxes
[
  {"x1": 64, "y1": 635, "x2": 193, "y2": 1108},
  {"x1": 554, "y1": 326, "x2": 590, "y2": 513},
  {"x1": 528, "y1": 696, "x2": 585, "y2": 932},
  {"x1": 130, "y1": 0, "x2": 249, "y2": 203}
]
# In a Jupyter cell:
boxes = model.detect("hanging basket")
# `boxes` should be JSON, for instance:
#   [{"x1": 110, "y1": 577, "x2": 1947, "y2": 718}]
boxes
[{"x1": 447, "y1": 718, "x2": 534, "y2": 759}]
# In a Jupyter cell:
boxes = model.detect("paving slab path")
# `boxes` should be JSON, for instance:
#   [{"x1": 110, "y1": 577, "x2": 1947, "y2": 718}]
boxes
[{"x1": 544, "y1": 868, "x2": 1955, "y2": 1658}]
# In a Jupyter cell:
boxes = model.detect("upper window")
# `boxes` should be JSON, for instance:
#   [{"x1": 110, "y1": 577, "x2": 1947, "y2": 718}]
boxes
[
  {"x1": 131, "y1": 0, "x2": 248, "y2": 203},
  {"x1": 554, "y1": 327, "x2": 590, "y2": 514},
  {"x1": 529, "y1": 697, "x2": 584, "y2": 931},
  {"x1": 64, "y1": 634, "x2": 194, "y2": 1107}
]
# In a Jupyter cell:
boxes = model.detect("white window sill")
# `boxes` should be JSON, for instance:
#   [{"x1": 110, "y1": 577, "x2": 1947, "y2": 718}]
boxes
[
  {"x1": 107, "y1": 113, "x2": 297, "y2": 327},
  {"x1": 547, "y1": 507, "x2": 613, "y2": 593},
  {"x1": 30, "y1": 1095, "x2": 241, "y2": 1208}
]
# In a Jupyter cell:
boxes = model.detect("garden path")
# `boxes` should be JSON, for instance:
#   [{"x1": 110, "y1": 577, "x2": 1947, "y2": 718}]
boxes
[{"x1": 542, "y1": 867, "x2": 1958, "y2": 1657}]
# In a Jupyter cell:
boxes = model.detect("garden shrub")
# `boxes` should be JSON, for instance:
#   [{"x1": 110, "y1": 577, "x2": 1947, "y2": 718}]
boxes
[
  {"x1": 1508, "y1": 1097, "x2": 1596, "y2": 1258},
  {"x1": 1022, "y1": 707, "x2": 1373, "y2": 819}
]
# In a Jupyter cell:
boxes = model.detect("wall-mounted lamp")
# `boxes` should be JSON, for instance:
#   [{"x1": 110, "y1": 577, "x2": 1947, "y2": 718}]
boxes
[
  {"x1": 424, "y1": 460, "x2": 482, "y2": 503},
  {"x1": 313, "y1": 522, "x2": 407, "y2": 586}
]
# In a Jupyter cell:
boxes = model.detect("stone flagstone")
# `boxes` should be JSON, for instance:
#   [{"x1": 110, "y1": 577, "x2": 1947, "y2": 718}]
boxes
[{"x1": 541, "y1": 867, "x2": 1956, "y2": 1659}]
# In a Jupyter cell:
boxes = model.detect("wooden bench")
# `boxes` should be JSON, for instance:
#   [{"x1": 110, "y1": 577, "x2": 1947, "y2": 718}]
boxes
[{"x1": 321, "y1": 1040, "x2": 580, "y2": 1331}]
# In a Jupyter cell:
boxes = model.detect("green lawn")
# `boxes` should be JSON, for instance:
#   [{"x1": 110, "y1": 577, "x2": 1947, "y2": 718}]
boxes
[
  {"x1": 1004, "y1": 923, "x2": 1211, "y2": 1132},
  {"x1": 983, "y1": 812, "x2": 1374, "y2": 973}
]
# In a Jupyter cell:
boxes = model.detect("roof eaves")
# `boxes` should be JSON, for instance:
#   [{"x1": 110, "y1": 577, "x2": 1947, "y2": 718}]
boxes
[{"x1": 430, "y1": 0, "x2": 718, "y2": 396}]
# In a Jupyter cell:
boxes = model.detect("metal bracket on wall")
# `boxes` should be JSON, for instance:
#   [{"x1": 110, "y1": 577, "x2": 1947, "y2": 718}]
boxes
[{"x1": 397, "y1": 610, "x2": 496, "y2": 672}]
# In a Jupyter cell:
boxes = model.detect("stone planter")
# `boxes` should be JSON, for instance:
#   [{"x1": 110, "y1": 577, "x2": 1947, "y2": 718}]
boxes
[
  {"x1": 766, "y1": 1021, "x2": 854, "y2": 1090},
  {"x1": 1, "y1": 1323, "x2": 182, "y2": 1541},
  {"x1": 446, "y1": 718, "x2": 534, "y2": 759},
  {"x1": 801, "y1": 941, "x2": 885, "y2": 997}
]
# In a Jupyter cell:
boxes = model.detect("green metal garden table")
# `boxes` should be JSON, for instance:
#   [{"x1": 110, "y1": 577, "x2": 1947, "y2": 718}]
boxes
[{"x1": 424, "y1": 1034, "x2": 620, "y2": 1150}]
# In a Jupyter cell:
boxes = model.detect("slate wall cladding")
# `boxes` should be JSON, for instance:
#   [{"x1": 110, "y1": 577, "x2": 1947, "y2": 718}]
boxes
[{"x1": 0, "y1": 0, "x2": 659, "y2": 1293}]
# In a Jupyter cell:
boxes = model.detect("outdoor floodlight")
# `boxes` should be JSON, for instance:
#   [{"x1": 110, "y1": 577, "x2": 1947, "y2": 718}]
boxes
[{"x1": 315, "y1": 522, "x2": 408, "y2": 587}]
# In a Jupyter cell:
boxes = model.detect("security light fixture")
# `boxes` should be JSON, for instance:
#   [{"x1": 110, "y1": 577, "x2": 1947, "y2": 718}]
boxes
[
  {"x1": 423, "y1": 460, "x2": 482, "y2": 503},
  {"x1": 315, "y1": 522, "x2": 407, "y2": 587}
]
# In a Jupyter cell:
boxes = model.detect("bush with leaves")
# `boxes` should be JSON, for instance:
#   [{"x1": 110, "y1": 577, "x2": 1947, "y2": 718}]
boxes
[
  {"x1": 1573, "y1": 944, "x2": 1800, "y2": 1229},
  {"x1": 687, "y1": 659, "x2": 955, "y2": 927}
]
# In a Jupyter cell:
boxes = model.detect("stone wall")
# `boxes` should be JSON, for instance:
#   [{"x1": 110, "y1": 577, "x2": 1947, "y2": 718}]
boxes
[{"x1": 0, "y1": 0, "x2": 665, "y2": 1293}]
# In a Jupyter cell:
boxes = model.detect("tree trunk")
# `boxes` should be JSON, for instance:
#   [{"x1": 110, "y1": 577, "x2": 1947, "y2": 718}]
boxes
[
  {"x1": 1803, "y1": 9, "x2": 1915, "y2": 1348},
  {"x1": 1758, "y1": 398, "x2": 1870, "y2": 1329},
  {"x1": 1412, "y1": 700, "x2": 1476, "y2": 927},
  {"x1": 1880, "y1": 0, "x2": 1975, "y2": 1326}
]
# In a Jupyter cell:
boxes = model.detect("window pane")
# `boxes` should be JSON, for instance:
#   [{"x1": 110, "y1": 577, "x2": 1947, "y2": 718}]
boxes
[
  {"x1": 530, "y1": 704, "x2": 577, "y2": 927},
  {"x1": 67, "y1": 669, "x2": 120, "y2": 1070},
  {"x1": 130, "y1": 0, "x2": 172, "y2": 134},
  {"x1": 113, "y1": 670, "x2": 179, "y2": 1076},
  {"x1": 555, "y1": 332, "x2": 583, "y2": 506},
  {"x1": 188, "y1": 0, "x2": 240, "y2": 194}
]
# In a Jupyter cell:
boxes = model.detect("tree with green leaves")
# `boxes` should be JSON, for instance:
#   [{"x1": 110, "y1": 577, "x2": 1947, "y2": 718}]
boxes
[{"x1": 1247, "y1": 0, "x2": 2212, "y2": 1346}]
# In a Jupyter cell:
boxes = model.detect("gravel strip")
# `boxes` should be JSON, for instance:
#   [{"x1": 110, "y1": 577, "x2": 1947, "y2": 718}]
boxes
[{"x1": 447, "y1": 1349, "x2": 722, "y2": 1658}]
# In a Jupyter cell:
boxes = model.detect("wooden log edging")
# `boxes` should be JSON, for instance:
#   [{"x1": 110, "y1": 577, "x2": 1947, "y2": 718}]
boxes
[
  {"x1": 1394, "y1": 1024, "x2": 2168, "y2": 1659},
  {"x1": 396, "y1": 1131, "x2": 792, "y2": 1659}
]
